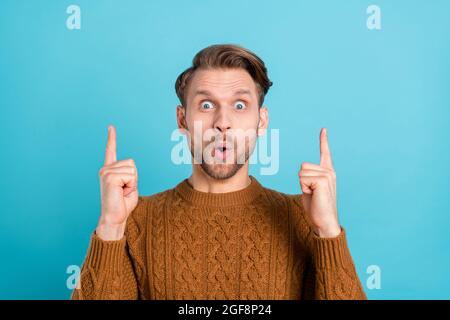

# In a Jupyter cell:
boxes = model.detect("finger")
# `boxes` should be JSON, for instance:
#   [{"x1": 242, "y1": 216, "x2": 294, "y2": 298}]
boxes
[
  {"x1": 300, "y1": 183, "x2": 312, "y2": 194},
  {"x1": 299, "y1": 175, "x2": 329, "y2": 192},
  {"x1": 104, "y1": 125, "x2": 117, "y2": 166},
  {"x1": 299, "y1": 169, "x2": 335, "y2": 189},
  {"x1": 301, "y1": 162, "x2": 332, "y2": 172},
  {"x1": 99, "y1": 166, "x2": 137, "y2": 177},
  {"x1": 104, "y1": 158, "x2": 135, "y2": 169},
  {"x1": 319, "y1": 128, "x2": 334, "y2": 169},
  {"x1": 123, "y1": 185, "x2": 138, "y2": 197},
  {"x1": 102, "y1": 173, "x2": 137, "y2": 188},
  {"x1": 299, "y1": 169, "x2": 328, "y2": 177},
  {"x1": 300, "y1": 176, "x2": 313, "y2": 194}
]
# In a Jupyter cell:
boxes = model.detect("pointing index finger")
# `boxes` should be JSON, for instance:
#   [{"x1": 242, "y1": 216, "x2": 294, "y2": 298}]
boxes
[
  {"x1": 319, "y1": 128, "x2": 334, "y2": 169},
  {"x1": 104, "y1": 125, "x2": 117, "y2": 166}
]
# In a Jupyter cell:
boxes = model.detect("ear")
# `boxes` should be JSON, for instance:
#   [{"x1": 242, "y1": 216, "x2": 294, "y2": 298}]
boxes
[
  {"x1": 176, "y1": 105, "x2": 188, "y2": 134},
  {"x1": 257, "y1": 106, "x2": 269, "y2": 136}
]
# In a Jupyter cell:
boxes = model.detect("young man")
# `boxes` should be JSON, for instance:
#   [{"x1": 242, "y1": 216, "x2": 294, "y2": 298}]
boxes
[{"x1": 72, "y1": 44, "x2": 367, "y2": 300}]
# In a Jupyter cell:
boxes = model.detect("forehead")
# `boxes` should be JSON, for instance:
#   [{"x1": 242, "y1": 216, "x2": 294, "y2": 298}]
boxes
[{"x1": 187, "y1": 68, "x2": 258, "y2": 99}]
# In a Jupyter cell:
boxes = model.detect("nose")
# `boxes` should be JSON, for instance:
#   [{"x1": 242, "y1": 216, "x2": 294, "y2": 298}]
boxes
[{"x1": 213, "y1": 106, "x2": 232, "y2": 134}]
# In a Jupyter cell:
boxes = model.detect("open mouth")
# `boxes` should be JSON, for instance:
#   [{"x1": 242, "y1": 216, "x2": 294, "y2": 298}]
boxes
[{"x1": 213, "y1": 142, "x2": 233, "y2": 161}]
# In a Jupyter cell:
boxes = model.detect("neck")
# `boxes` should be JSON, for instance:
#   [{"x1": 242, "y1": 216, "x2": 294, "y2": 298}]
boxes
[{"x1": 188, "y1": 163, "x2": 251, "y2": 193}]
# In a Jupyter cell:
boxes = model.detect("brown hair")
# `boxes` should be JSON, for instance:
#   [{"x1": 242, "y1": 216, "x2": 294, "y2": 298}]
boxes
[{"x1": 175, "y1": 44, "x2": 273, "y2": 107}]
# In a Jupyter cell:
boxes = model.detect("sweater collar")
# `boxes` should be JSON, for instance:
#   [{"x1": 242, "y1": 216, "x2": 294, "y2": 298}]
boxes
[{"x1": 175, "y1": 175, "x2": 263, "y2": 207}]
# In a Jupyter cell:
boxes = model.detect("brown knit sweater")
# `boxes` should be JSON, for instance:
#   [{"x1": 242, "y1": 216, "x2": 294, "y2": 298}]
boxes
[{"x1": 71, "y1": 176, "x2": 367, "y2": 300}]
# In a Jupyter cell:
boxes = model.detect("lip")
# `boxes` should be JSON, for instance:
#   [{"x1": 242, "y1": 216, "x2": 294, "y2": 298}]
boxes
[
  {"x1": 212, "y1": 141, "x2": 233, "y2": 160},
  {"x1": 214, "y1": 141, "x2": 234, "y2": 150}
]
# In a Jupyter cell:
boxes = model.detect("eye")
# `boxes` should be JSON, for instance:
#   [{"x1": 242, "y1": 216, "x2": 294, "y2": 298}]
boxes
[
  {"x1": 200, "y1": 101, "x2": 214, "y2": 110},
  {"x1": 234, "y1": 101, "x2": 247, "y2": 110}
]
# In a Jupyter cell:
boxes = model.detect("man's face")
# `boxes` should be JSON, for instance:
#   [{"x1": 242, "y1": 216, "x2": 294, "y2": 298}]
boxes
[{"x1": 177, "y1": 68, "x2": 268, "y2": 180}]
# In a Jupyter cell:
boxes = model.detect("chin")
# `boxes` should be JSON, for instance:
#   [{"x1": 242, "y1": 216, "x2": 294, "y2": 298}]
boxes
[{"x1": 201, "y1": 163, "x2": 244, "y2": 180}]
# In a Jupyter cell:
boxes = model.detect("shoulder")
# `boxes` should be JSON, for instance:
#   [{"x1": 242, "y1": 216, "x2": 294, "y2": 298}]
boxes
[
  {"x1": 259, "y1": 184, "x2": 303, "y2": 212},
  {"x1": 138, "y1": 188, "x2": 174, "y2": 210},
  {"x1": 259, "y1": 185, "x2": 313, "y2": 238}
]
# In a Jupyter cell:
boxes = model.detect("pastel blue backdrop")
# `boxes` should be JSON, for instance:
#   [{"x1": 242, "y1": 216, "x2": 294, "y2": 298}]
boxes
[{"x1": 0, "y1": 0, "x2": 449, "y2": 299}]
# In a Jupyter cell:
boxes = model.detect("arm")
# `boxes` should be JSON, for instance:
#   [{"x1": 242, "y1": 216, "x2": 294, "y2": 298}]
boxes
[
  {"x1": 290, "y1": 195, "x2": 367, "y2": 300},
  {"x1": 71, "y1": 233, "x2": 138, "y2": 300},
  {"x1": 302, "y1": 227, "x2": 367, "y2": 300},
  {"x1": 72, "y1": 125, "x2": 141, "y2": 299},
  {"x1": 296, "y1": 128, "x2": 367, "y2": 299}
]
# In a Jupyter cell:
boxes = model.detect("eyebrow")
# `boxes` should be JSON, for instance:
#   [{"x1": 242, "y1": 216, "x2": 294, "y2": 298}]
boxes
[{"x1": 193, "y1": 89, "x2": 252, "y2": 97}]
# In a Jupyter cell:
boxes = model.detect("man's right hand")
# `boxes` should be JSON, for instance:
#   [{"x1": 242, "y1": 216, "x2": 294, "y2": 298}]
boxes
[{"x1": 96, "y1": 125, "x2": 139, "y2": 241}]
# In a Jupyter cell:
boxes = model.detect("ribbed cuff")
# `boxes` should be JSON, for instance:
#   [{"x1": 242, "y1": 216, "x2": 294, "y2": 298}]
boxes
[
  {"x1": 84, "y1": 232, "x2": 127, "y2": 275},
  {"x1": 311, "y1": 227, "x2": 353, "y2": 269}
]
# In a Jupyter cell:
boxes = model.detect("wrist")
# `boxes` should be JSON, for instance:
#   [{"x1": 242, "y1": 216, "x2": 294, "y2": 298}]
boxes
[
  {"x1": 95, "y1": 220, "x2": 126, "y2": 241},
  {"x1": 314, "y1": 223, "x2": 341, "y2": 238}
]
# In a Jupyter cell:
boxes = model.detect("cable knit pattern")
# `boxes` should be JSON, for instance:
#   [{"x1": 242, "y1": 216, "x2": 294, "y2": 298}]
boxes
[{"x1": 71, "y1": 176, "x2": 367, "y2": 300}]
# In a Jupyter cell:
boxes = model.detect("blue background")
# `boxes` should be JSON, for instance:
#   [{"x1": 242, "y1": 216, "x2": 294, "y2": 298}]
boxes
[{"x1": 0, "y1": 0, "x2": 449, "y2": 299}]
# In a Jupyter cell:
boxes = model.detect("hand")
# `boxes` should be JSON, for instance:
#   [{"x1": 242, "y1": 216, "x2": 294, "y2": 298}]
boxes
[
  {"x1": 298, "y1": 128, "x2": 341, "y2": 238},
  {"x1": 96, "y1": 125, "x2": 139, "y2": 240}
]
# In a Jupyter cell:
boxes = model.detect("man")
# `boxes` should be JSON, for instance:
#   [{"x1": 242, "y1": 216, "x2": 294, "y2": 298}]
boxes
[{"x1": 71, "y1": 44, "x2": 367, "y2": 300}]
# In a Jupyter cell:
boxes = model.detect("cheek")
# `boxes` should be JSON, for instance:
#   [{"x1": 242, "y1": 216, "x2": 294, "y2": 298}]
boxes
[
  {"x1": 186, "y1": 111, "x2": 211, "y2": 130},
  {"x1": 234, "y1": 112, "x2": 260, "y2": 130}
]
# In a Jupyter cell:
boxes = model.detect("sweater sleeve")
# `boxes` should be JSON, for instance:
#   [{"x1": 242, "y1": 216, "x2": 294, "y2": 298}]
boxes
[
  {"x1": 289, "y1": 195, "x2": 367, "y2": 300},
  {"x1": 71, "y1": 196, "x2": 150, "y2": 300},
  {"x1": 70, "y1": 232, "x2": 139, "y2": 300}
]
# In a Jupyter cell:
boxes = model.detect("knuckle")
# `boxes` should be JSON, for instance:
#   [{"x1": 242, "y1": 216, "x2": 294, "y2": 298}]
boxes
[
  {"x1": 299, "y1": 171, "x2": 308, "y2": 178},
  {"x1": 103, "y1": 172, "x2": 114, "y2": 183},
  {"x1": 326, "y1": 169, "x2": 336, "y2": 179},
  {"x1": 99, "y1": 167, "x2": 109, "y2": 177}
]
